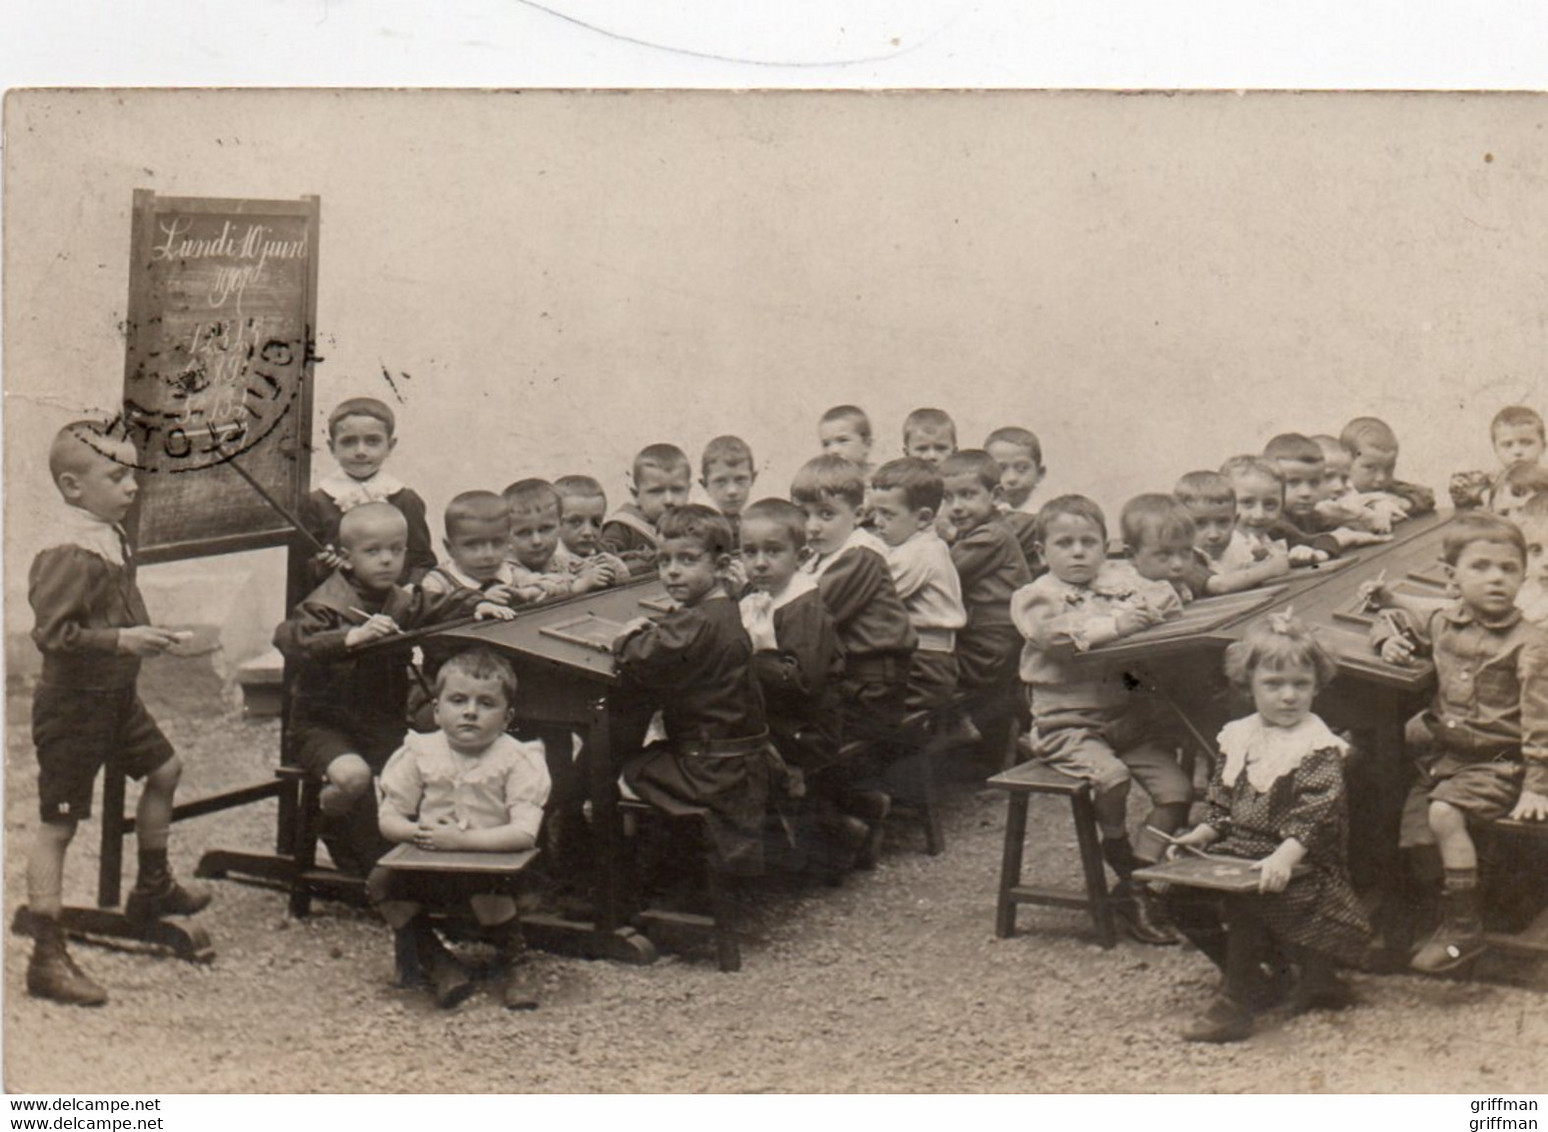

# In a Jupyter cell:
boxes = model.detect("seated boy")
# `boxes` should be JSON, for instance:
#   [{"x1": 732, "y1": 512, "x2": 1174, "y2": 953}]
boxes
[
  {"x1": 421, "y1": 491, "x2": 531, "y2": 600},
  {"x1": 613, "y1": 505, "x2": 784, "y2": 876},
  {"x1": 1518, "y1": 494, "x2": 1548, "y2": 624},
  {"x1": 1120, "y1": 493, "x2": 1202, "y2": 604},
  {"x1": 1368, "y1": 511, "x2": 1548, "y2": 972},
  {"x1": 941, "y1": 450, "x2": 1034, "y2": 757},
  {"x1": 504, "y1": 479, "x2": 615, "y2": 598},
  {"x1": 870, "y1": 457, "x2": 966, "y2": 714},
  {"x1": 903, "y1": 407, "x2": 958, "y2": 467},
  {"x1": 1308, "y1": 433, "x2": 1394, "y2": 533},
  {"x1": 552, "y1": 474, "x2": 628, "y2": 580},
  {"x1": 274, "y1": 502, "x2": 514, "y2": 874},
  {"x1": 1263, "y1": 433, "x2": 1391, "y2": 548},
  {"x1": 1174, "y1": 470, "x2": 1290, "y2": 595},
  {"x1": 984, "y1": 426, "x2": 1047, "y2": 572},
  {"x1": 601, "y1": 444, "x2": 692, "y2": 576},
  {"x1": 1011, "y1": 495, "x2": 1191, "y2": 944},
  {"x1": 370, "y1": 648, "x2": 550, "y2": 1010},
  {"x1": 22, "y1": 423, "x2": 213, "y2": 1005},
  {"x1": 1219, "y1": 456, "x2": 1339, "y2": 570},
  {"x1": 1339, "y1": 415, "x2": 1437, "y2": 519},
  {"x1": 1450, "y1": 405, "x2": 1544, "y2": 513},
  {"x1": 793, "y1": 455, "x2": 918, "y2": 853},
  {"x1": 738, "y1": 498, "x2": 852, "y2": 874},
  {"x1": 700, "y1": 435, "x2": 757, "y2": 543},
  {"x1": 818, "y1": 404, "x2": 875, "y2": 478},
  {"x1": 300, "y1": 397, "x2": 436, "y2": 586},
  {"x1": 1492, "y1": 462, "x2": 1548, "y2": 521}
]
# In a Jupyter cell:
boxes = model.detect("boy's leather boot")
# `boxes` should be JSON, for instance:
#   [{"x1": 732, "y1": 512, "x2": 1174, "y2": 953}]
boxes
[
  {"x1": 414, "y1": 921, "x2": 474, "y2": 1009},
  {"x1": 491, "y1": 921, "x2": 540, "y2": 1011},
  {"x1": 27, "y1": 917, "x2": 107, "y2": 1007},
  {"x1": 1411, "y1": 886, "x2": 1485, "y2": 973},
  {"x1": 124, "y1": 874, "x2": 212, "y2": 925}
]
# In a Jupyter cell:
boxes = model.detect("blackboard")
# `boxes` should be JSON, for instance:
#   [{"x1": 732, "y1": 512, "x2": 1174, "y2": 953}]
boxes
[{"x1": 111, "y1": 192, "x2": 320, "y2": 564}]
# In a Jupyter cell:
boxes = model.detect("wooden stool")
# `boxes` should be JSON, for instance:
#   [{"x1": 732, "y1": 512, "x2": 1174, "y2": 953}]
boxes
[
  {"x1": 619, "y1": 800, "x2": 741, "y2": 972},
  {"x1": 988, "y1": 759, "x2": 1118, "y2": 949},
  {"x1": 1474, "y1": 816, "x2": 1548, "y2": 961}
]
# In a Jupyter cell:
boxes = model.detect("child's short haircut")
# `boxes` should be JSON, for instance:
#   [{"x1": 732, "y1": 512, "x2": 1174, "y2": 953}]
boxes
[
  {"x1": 904, "y1": 407, "x2": 956, "y2": 442},
  {"x1": 1339, "y1": 416, "x2": 1398, "y2": 456},
  {"x1": 702, "y1": 435, "x2": 754, "y2": 475},
  {"x1": 1036, "y1": 494, "x2": 1107, "y2": 544},
  {"x1": 657, "y1": 503, "x2": 735, "y2": 558},
  {"x1": 1263, "y1": 433, "x2": 1325, "y2": 464},
  {"x1": 444, "y1": 490, "x2": 509, "y2": 536},
  {"x1": 1491, "y1": 405, "x2": 1545, "y2": 441},
  {"x1": 1121, "y1": 493, "x2": 1197, "y2": 551},
  {"x1": 1502, "y1": 462, "x2": 1548, "y2": 496},
  {"x1": 741, "y1": 497, "x2": 807, "y2": 549},
  {"x1": 1174, "y1": 470, "x2": 1235, "y2": 508},
  {"x1": 870, "y1": 457, "x2": 944, "y2": 514},
  {"x1": 634, "y1": 443, "x2": 691, "y2": 483},
  {"x1": 435, "y1": 647, "x2": 518, "y2": 704},
  {"x1": 1520, "y1": 493, "x2": 1548, "y2": 521},
  {"x1": 1310, "y1": 434, "x2": 1351, "y2": 462},
  {"x1": 791, "y1": 454, "x2": 867, "y2": 509},
  {"x1": 938, "y1": 449, "x2": 1000, "y2": 492},
  {"x1": 338, "y1": 501, "x2": 407, "y2": 547},
  {"x1": 1220, "y1": 455, "x2": 1284, "y2": 486},
  {"x1": 502, "y1": 478, "x2": 560, "y2": 515},
  {"x1": 1441, "y1": 510, "x2": 1527, "y2": 565},
  {"x1": 48, "y1": 420, "x2": 115, "y2": 483},
  {"x1": 984, "y1": 426, "x2": 1044, "y2": 467},
  {"x1": 554, "y1": 474, "x2": 605, "y2": 503},
  {"x1": 327, "y1": 396, "x2": 396, "y2": 439},
  {"x1": 820, "y1": 404, "x2": 872, "y2": 442},
  {"x1": 1223, "y1": 615, "x2": 1339, "y2": 692}
]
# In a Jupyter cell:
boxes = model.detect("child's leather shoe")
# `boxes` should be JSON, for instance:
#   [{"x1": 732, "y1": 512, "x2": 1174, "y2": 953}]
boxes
[
  {"x1": 27, "y1": 919, "x2": 107, "y2": 1007},
  {"x1": 124, "y1": 877, "x2": 212, "y2": 924},
  {"x1": 1181, "y1": 995, "x2": 1253, "y2": 1043}
]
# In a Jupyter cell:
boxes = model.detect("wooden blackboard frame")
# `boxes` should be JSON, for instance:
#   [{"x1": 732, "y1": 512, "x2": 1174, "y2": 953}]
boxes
[{"x1": 119, "y1": 190, "x2": 320, "y2": 567}]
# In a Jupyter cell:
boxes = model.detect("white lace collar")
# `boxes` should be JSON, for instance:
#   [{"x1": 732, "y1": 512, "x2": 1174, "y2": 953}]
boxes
[
  {"x1": 41, "y1": 503, "x2": 127, "y2": 567},
  {"x1": 1218, "y1": 713, "x2": 1348, "y2": 793},
  {"x1": 318, "y1": 469, "x2": 405, "y2": 512}
]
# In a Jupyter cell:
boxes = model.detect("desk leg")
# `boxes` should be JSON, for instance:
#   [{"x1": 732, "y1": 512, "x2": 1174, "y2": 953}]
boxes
[
  {"x1": 587, "y1": 695, "x2": 624, "y2": 933},
  {"x1": 524, "y1": 694, "x2": 655, "y2": 966},
  {"x1": 1365, "y1": 689, "x2": 1414, "y2": 965}
]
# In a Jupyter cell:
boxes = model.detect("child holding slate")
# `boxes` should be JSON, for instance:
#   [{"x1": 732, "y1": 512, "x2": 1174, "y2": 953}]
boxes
[
  {"x1": 274, "y1": 502, "x2": 514, "y2": 875},
  {"x1": 301, "y1": 397, "x2": 437, "y2": 585},
  {"x1": 370, "y1": 649, "x2": 550, "y2": 1011},
  {"x1": 1164, "y1": 615, "x2": 1369, "y2": 1043}
]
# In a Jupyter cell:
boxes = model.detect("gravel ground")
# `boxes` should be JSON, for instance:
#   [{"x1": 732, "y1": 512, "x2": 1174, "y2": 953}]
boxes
[{"x1": 5, "y1": 652, "x2": 1546, "y2": 1094}]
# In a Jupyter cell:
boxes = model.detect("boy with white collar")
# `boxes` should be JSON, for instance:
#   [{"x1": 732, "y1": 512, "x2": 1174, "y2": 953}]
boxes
[{"x1": 301, "y1": 397, "x2": 436, "y2": 585}]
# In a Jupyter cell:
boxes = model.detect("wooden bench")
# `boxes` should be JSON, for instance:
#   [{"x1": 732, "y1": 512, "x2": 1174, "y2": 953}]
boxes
[
  {"x1": 619, "y1": 800, "x2": 741, "y2": 972},
  {"x1": 1473, "y1": 816, "x2": 1548, "y2": 962},
  {"x1": 987, "y1": 759, "x2": 1118, "y2": 948}
]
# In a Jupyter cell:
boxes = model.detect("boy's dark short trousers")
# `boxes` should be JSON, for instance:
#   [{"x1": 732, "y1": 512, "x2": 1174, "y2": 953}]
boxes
[
  {"x1": 905, "y1": 648, "x2": 959, "y2": 713},
  {"x1": 839, "y1": 655, "x2": 909, "y2": 744},
  {"x1": 33, "y1": 682, "x2": 174, "y2": 824},
  {"x1": 1400, "y1": 751, "x2": 1524, "y2": 846},
  {"x1": 292, "y1": 723, "x2": 401, "y2": 778}
]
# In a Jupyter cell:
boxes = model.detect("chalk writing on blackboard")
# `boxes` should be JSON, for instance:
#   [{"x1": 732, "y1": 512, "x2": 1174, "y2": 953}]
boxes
[{"x1": 112, "y1": 192, "x2": 320, "y2": 563}]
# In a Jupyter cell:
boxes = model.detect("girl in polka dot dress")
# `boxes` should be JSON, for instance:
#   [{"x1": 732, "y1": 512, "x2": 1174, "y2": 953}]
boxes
[{"x1": 1165, "y1": 613, "x2": 1371, "y2": 1043}]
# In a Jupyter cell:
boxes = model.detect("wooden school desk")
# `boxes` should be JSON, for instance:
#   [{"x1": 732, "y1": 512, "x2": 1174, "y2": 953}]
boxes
[{"x1": 425, "y1": 574, "x2": 676, "y2": 965}]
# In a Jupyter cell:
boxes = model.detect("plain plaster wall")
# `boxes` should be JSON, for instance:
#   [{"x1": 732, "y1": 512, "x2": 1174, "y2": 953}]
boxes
[{"x1": 5, "y1": 91, "x2": 1545, "y2": 658}]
